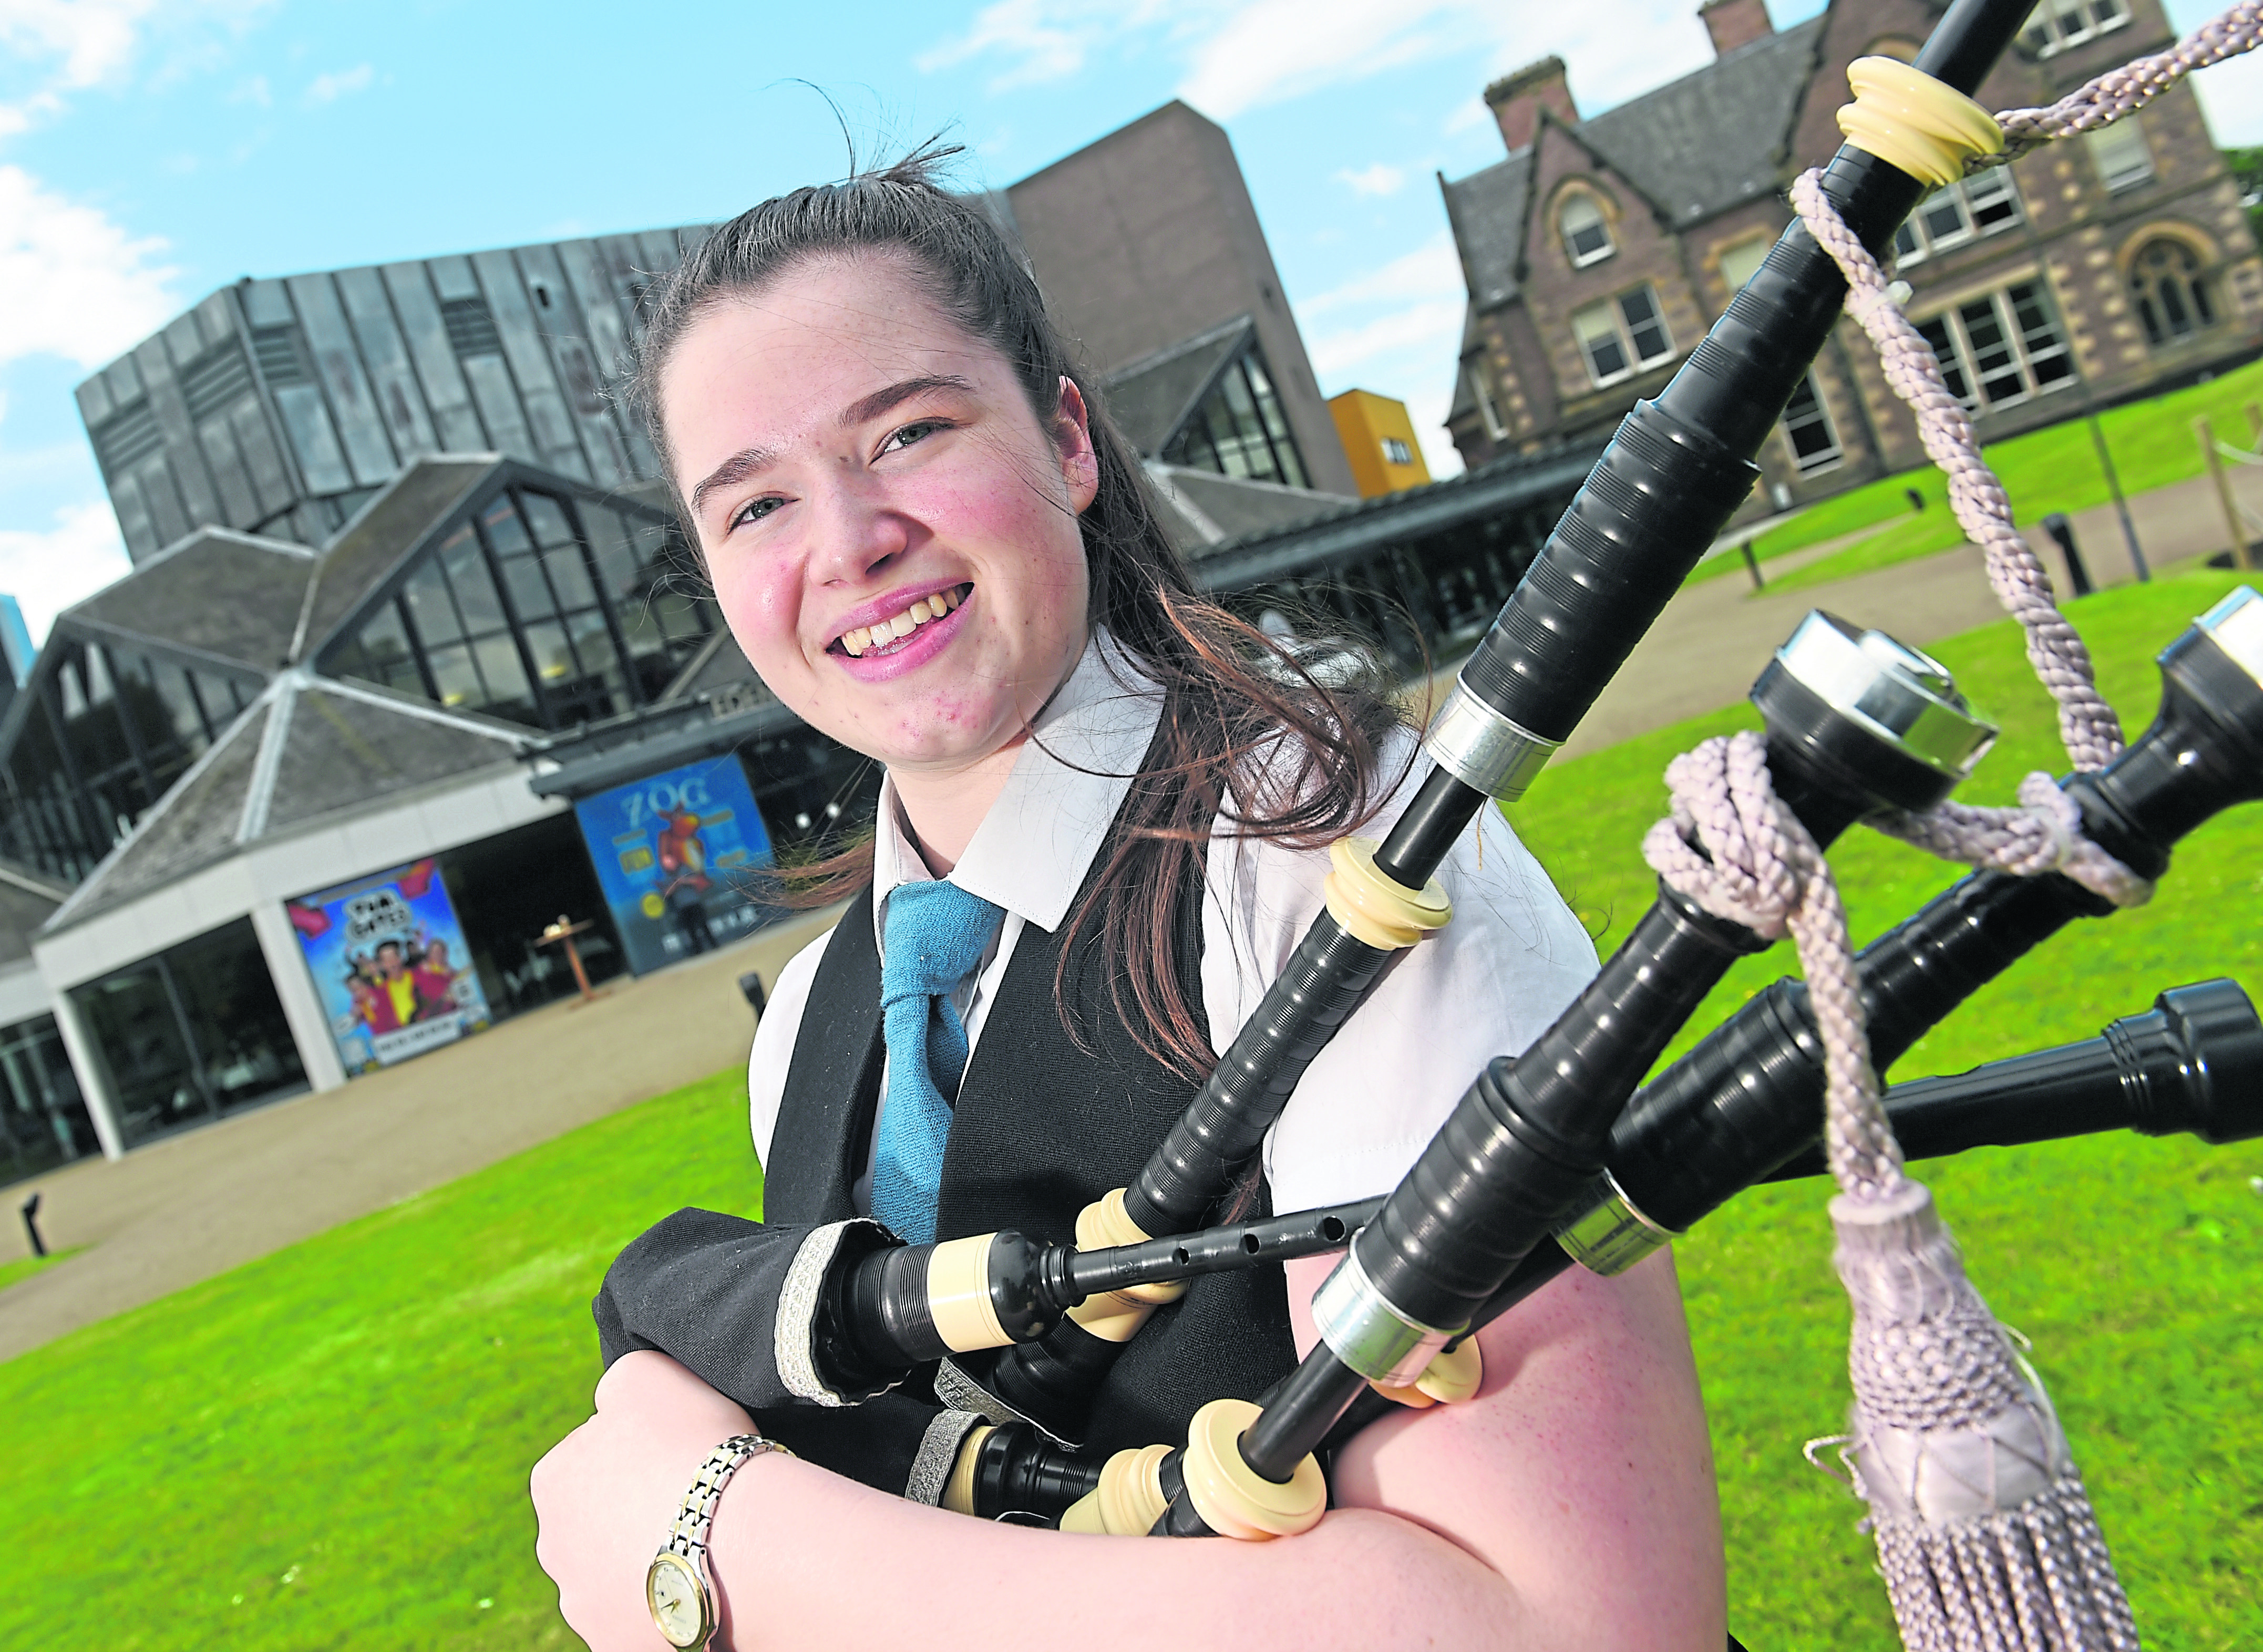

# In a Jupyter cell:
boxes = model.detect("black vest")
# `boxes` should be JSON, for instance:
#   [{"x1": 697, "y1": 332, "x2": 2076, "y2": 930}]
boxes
[{"x1": 764, "y1": 840, "x2": 1298, "y2": 1459}]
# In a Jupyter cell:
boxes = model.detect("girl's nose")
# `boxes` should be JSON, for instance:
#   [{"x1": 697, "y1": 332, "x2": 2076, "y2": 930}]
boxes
[{"x1": 808, "y1": 474, "x2": 913, "y2": 585}]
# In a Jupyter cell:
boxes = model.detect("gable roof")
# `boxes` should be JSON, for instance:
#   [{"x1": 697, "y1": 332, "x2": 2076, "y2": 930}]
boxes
[
  {"x1": 1100, "y1": 316, "x2": 1256, "y2": 456},
  {"x1": 47, "y1": 672, "x2": 530, "y2": 932},
  {"x1": 1141, "y1": 462, "x2": 1334, "y2": 555},
  {"x1": 1441, "y1": 153, "x2": 1535, "y2": 310},
  {"x1": 1441, "y1": 14, "x2": 1825, "y2": 311},
  {"x1": 1578, "y1": 16, "x2": 1825, "y2": 229},
  {"x1": 58, "y1": 527, "x2": 314, "y2": 677},
  {"x1": 296, "y1": 453, "x2": 502, "y2": 661}
]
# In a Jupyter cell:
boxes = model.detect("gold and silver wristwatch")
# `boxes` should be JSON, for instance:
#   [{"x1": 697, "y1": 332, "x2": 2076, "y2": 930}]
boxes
[{"x1": 646, "y1": 1433, "x2": 794, "y2": 1649}]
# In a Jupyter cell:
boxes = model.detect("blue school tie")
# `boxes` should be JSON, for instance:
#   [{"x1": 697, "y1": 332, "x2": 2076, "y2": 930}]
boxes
[{"x1": 871, "y1": 879, "x2": 1004, "y2": 1245}]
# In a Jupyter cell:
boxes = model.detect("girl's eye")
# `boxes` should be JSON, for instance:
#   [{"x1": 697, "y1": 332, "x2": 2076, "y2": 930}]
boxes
[
  {"x1": 729, "y1": 495, "x2": 784, "y2": 531},
  {"x1": 880, "y1": 418, "x2": 951, "y2": 456}
]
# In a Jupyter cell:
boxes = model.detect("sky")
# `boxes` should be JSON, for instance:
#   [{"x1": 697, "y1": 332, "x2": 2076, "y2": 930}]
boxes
[{"x1": 2, "y1": 0, "x2": 2258, "y2": 644}]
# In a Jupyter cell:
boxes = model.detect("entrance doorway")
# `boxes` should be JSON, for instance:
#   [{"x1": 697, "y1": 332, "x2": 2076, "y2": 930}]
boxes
[{"x1": 441, "y1": 813, "x2": 626, "y2": 1019}]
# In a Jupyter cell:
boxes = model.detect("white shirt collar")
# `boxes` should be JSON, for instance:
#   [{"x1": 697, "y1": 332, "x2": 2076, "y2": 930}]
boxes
[{"x1": 869, "y1": 631, "x2": 1165, "y2": 941}]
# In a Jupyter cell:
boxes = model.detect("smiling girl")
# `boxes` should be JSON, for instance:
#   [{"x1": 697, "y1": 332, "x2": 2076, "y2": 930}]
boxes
[{"x1": 530, "y1": 156, "x2": 1725, "y2": 1651}]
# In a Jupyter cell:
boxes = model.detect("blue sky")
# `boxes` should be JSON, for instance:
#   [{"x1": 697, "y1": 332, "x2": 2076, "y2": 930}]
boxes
[{"x1": 2, "y1": 0, "x2": 2258, "y2": 642}]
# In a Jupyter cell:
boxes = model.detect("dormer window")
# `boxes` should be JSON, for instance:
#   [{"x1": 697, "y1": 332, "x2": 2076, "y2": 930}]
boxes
[{"x1": 1559, "y1": 194, "x2": 1613, "y2": 268}]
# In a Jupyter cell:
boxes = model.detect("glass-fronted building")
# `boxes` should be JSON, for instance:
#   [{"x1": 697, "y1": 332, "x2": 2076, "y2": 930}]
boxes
[{"x1": 7, "y1": 452, "x2": 840, "y2": 1161}]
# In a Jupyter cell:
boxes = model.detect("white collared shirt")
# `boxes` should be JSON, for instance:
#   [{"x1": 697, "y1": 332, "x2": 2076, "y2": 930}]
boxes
[{"x1": 748, "y1": 635, "x2": 1600, "y2": 1218}]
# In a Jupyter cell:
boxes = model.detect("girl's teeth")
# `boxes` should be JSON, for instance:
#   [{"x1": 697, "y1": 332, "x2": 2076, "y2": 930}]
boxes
[{"x1": 839, "y1": 588, "x2": 970, "y2": 657}]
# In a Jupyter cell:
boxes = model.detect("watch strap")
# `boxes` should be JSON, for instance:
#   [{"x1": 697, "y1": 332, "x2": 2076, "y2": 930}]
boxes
[{"x1": 666, "y1": 1433, "x2": 794, "y2": 1563}]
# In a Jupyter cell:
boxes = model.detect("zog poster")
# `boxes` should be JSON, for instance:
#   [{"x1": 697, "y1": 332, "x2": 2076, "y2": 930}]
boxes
[
  {"x1": 287, "y1": 858, "x2": 493, "y2": 1076},
  {"x1": 573, "y1": 756, "x2": 775, "y2": 975}
]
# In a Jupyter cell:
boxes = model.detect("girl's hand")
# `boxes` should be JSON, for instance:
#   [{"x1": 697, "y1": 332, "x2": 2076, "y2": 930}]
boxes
[{"x1": 531, "y1": 1351, "x2": 759, "y2": 1650}]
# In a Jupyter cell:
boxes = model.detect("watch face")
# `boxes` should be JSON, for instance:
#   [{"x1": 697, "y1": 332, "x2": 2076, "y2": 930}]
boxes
[{"x1": 646, "y1": 1552, "x2": 711, "y2": 1648}]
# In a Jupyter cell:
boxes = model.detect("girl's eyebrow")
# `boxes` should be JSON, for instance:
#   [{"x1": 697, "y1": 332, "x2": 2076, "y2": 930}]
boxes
[
  {"x1": 688, "y1": 375, "x2": 978, "y2": 518},
  {"x1": 837, "y1": 373, "x2": 976, "y2": 428}
]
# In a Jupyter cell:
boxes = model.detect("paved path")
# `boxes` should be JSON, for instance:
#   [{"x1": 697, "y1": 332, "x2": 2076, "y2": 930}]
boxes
[
  {"x1": 0, "y1": 910, "x2": 835, "y2": 1363},
  {"x1": 5, "y1": 456, "x2": 2256, "y2": 1365}
]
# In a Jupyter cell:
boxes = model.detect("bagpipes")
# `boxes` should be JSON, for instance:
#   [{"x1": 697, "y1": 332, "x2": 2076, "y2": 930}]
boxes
[{"x1": 595, "y1": 0, "x2": 2263, "y2": 1639}]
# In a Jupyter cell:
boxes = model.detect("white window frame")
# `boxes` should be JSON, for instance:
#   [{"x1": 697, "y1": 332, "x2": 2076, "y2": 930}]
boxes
[
  {"x1": 1892, "y1": 170, "x2": 2023, "y2": 266},
  {"x1": 1779, "y1": 373, "x2": 1843, "y2": 474},
  {"x1": 1916, "y1": 280, "x2": 2075, "y2": 413},
  {"x1": 1572, "y1": 285, "x2": 1675, "y2": 389},
  {"x1": 1558, "y1": 193, "x2": 1614, "y2": 269},
  {"x1": 1380, "y1": 436, "x2": 1414, "y2": 466},
  {"x1": 1466, "y1": 361, "x2": 1508, "y2": 441},
  {"x1": 2019, "y1": 0, "x2": 2131, "y2": 58},
  {"x1": 2085, "y1": 117, "x2": 2154, "y2": 192}
]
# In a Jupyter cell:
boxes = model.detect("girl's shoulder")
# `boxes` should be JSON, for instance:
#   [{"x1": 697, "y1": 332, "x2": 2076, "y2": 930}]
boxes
[{"x1": 748, "y1": 917, "x2": 849, "y2": 1166}]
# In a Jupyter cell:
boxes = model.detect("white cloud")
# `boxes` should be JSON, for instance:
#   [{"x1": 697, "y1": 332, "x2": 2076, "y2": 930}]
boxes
[
  {"x1": 1299, "y1": 232, "x2": 1462, "y2": 317},
  {"x1": 1302, "y1": 296, "x2": 1466, "y2": 380},
  {"x1": 918, "y1": 0, "x2": 1174, "y2": 90},
  {"x1": 0, "y1": 0, "x2": 162, "y2": 95},
  {"x1": 1335, "y1": 161, "x2": 1405, "y2": 198},
  {"x1": 0, "y1": 164, "x2": 178, "y2": 368},
  {"x1": 918, "y1": 0, "x2": 1733, "y2": 126},
  {"x1": 302, "y1": 62, "x2": 372, "y2": 106},
  {"x1": 0, "y1": 500, "x2": 132, "y2": 644},
  {"x1": 1177, "y1": 0, "x2": 1485, "y2": 118},
  {"x1": 228, "y1": 70, "x2": 268, "y2": 106}
]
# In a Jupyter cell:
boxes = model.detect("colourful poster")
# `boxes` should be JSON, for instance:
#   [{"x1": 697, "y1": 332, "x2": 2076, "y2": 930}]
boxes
[
  {"x1": 287, "y1": 859, "x2": 493, "y2": 1076},
  {"x1": 573, "y1": 755, "x2": 775, "y2": 975}
]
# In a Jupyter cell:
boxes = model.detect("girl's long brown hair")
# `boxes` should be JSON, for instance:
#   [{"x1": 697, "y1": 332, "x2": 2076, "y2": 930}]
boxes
[{"x1": 631, "y1": 146, "x2": 1410, "y2": 1081}]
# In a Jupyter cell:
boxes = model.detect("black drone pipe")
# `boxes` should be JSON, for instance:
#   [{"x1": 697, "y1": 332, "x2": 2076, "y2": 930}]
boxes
[
  {"x1": 1556, "y1": 587, "x2": 2263, "y2": 1285},
  {"x1": 1144, "y1": 625, "x2": 1991, "y2": 1530},
  {"x1": 1766, "y1": 977, "x2": 2263, "y2": 1178},
  {"x1": 1311, "y1": 974, "x2": 2263, "y2": 1465},
  {"x1": 963, "y1": 0, "x2": 2035, "y2": 1446},
  {"x1": 1165, "y1": 580, "x2": 2262, "y2": 1523}
]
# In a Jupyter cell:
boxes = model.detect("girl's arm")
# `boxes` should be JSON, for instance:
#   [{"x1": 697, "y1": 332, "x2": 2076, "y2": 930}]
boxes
[{"x1": 530, "y1": 1247, "x2": 1723, "y2": 1652}]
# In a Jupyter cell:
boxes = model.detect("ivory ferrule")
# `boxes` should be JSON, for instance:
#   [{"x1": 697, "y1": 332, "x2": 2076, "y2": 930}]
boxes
[
  {"x1": 1422, "y1": 677, "x2": 1560, "y2": 801},
  {"x1": 1835, "y1": 56, "x2": 2002, "y2": 189},
  {"x1": 1555, "y1": 1169, "x2": 1681, "y2": 1277},
  {"x1": 927, "y1": 1235, "x2": 1011, "y2": 1354},
  {"x1": 1068, "y1": 1189, "x2": 1185, "y2": 1336},
  {"x1": 1323, "y1": 838, "x2": 1452, "y2": 951},
  {"x1": 941, "y1": 1424, "x2": 994, "y2": 1516},
  {"x1": 1178, "y1": 1399, "x2": 1328, "y2": 1542},
  {"x1": 1371, "y1": 1336, "x2": 1485, "y2": 1408},
  {"x1": 1309, "y1": 1243, "x2": 1461, "y2": 1387},
  {"x1": 1058, "y1": 1443, "x2": 1174, "y2": 1536}
]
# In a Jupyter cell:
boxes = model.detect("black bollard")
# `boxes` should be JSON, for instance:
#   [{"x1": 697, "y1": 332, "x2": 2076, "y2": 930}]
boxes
[
  {"x1": 21, "y1": 1191, "x2": 45, "y2": 1258},
  {"x1": 737, "y1": 971, "x2": 767, "y2": 1018},
  {"x1": 2042, "y1": 513, "x2": 2093, "y2": 597}
]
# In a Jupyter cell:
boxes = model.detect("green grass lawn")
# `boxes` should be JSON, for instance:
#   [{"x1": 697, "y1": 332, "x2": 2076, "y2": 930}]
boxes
[
  {"x1": 0, "y1": 570, "x2": 2255, "y2": 1650},
  {"x1": 0, "y1": 1245, "x2": 83, "y2": 1292},
  {"x1": 1510, "y1": 564, "x2": 2263, "y2": 1649},
  {"x1": 1692, "y1": 353, "x2": 2263, "y2": 588}
]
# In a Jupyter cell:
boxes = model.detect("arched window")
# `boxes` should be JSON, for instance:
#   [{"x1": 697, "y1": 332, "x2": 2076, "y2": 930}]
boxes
[
  {"x1": 2128, "y1": 240, "x2": 2215, "y2": 347},
  {"x1": 1559, "y1": 193, "x2": 1613, "y2": 267}
]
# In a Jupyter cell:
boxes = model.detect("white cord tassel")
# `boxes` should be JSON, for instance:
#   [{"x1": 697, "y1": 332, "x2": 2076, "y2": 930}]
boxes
[
  {"x1": 1647, "y1": 741, "x2": 2145, "y2": 1650},
  {"x1": 1830, "y1": 1183, "x2": 2141, "y2": 1652}
]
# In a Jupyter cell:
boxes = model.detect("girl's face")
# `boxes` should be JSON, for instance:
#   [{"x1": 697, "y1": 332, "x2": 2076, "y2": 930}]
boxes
[{"x1": 662, "y1": 255, "x2": 1098, "y2": 779}]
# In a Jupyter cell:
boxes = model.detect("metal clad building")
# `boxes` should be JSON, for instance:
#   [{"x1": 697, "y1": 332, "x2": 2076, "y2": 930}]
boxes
[{"x1": 75, "y1": 230, "x2": 708, "y2": 561}]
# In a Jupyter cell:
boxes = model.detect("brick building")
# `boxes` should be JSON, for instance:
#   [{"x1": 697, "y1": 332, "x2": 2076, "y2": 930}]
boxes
[{"x1": 1441, "y1": 0, "x2": 2263, "y2": 512}]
